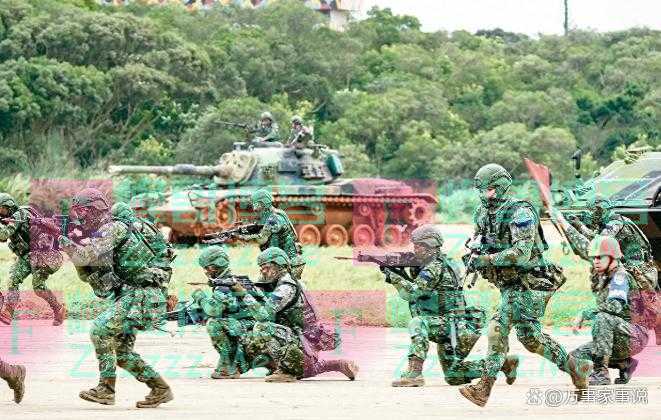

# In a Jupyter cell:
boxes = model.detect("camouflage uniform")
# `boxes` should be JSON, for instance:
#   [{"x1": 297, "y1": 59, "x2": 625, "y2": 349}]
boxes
[
  {"x1": 0, "y1": 193, "x2": 64, "y2": 325},
  {"x1": 234, "y1": 189, "x2": 305, "y2": 279},
  {"x1": 459, "y1": 164, "x2": 590, "y2": 407},
  {"x1": 570, "y1": 236, "x2": 654, "y2": 385},
  {"x1": 0, "y1": 358, "x2": 25, "y2": 404},
  {"x1": 194, "y1": 245, "x2": 269, "y2": 378},
  {"x1": 288, "y1": 115, "x2": 313, "y2": 147},
  {"x1": 242, "y1": 247, "x2": 358, "y2": 382},
  {"x1": 562, "y1": 196, "x2": 657, "y2": 291},
  {"x1": 60, "y1": 189, "x2": 173, "y2": 408},
  {"x1": 251, "y1": 111, "x2": 280, "y2": 142}
]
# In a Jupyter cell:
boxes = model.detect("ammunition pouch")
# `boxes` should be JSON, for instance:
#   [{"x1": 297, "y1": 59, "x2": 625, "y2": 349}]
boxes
[
  {"x1": 86, "y1": 270, "x2": 122, "y2": 299},
  {"x1": 523, "y1": 263, "x2": 567, "y2": 292}
]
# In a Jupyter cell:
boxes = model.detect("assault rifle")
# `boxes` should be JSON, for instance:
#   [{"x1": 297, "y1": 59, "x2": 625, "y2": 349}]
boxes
[
  {"x1": 335, "y1": 251, "x2": 422, "y2": 282},
  {"x1": 461, "y1": 234, "x2": 499, "y2": 288},
  {"x1": 203, "y1": 223, "x2": 263, "y2": 245},
  {"x1": 188, "y1": 275, "x2": 257, "y2": 294},
  {"x1": 1, "y1": 214, "x2": 72, "y2": 249},
  {"x1": 166, "y1": 300, "x2": 207, "y2": 327}
]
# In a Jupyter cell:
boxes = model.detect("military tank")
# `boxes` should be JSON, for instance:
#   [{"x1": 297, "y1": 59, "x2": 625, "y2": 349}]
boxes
[
  {"x1": 109, "y1": 142, "x2": 437, "y2": 246},
  {"x1": 552, "y1": 147, "x2": 661, "y2": 268}
]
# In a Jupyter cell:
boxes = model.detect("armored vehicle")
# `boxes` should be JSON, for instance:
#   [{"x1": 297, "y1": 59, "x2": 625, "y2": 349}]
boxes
[
  {"x1": 109, "y1": 142, "x2": 437, "y2": 247},
  {"x1": 552, "y1": 148, "x2": 661, "y2": 268}
]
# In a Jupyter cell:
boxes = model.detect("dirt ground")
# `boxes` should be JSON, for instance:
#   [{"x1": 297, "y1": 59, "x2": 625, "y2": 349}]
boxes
[{"x1": 2, "y1": 320, "x2": 660, "y2": 420}]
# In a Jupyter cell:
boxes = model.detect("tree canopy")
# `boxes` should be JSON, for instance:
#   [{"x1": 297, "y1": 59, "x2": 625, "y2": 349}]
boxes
[{"x1": 0, "y1": 0, "x2": 658, "y2": 183}]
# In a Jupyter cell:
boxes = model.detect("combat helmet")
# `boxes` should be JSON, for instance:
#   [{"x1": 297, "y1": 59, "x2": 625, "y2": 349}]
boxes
[
  {"x1": 70, "y1": 188, "x2": 111, "y2": 230},
  {"x1": 257, "y1": 247, "x2": 290, "y2": 267},
  {"x1": 198, "y1": 245, "x2": 230, "y2": 271},
  {"x1": 588, "y1": 235, "x2": 623, "y2": 259},
  {"x1": 411, "y1": 224, "x2": 444, "y2": 248},
  {"x1": 0, "y1": 193, "x2": 18, "y2": 211},
  {"x1": 291, "y1": 115, "x2": 303, "y2": 125},
  {"x1": 587, "y1": 194, "x2": 613, "y2": 227},
  {"x1": 260, "y1": 111, "x2": 274, "y2": 122},
  {"x1": 474, "y1": 164, "x2": 512, "y2": 206},
  {"x1": 251, "y1": 189, "x2": 273, "y2": 211}
]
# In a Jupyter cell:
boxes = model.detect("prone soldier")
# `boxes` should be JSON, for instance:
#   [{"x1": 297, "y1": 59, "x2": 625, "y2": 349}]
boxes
[
  {"x1": 0, "y1": 193, "x2": 65, "y2": 325},
  {"x1": 459, "y1": 164, "x2": 591, "y2": 407},
  {"x1": 59, "y1": 189, "x2": 173, "y2": 408}
]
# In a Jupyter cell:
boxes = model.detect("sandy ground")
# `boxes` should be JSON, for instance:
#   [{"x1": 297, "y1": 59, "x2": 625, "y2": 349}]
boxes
[
  {"x1": 1, "y1": 223, "x2": 656, "y2": 419},
  {"x1": 1, "y1": 320, "x2": 661, "y2": 420}
]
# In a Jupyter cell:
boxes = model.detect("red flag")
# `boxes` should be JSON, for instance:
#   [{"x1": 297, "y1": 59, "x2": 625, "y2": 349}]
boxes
[{"x1": 524, "y1": 158, "x2": 552, "y2": 208}]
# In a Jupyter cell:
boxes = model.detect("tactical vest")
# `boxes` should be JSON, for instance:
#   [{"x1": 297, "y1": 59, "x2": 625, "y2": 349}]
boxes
[
  {"x1": 112, "y1": 218, "x2": 170, "y2": 285},
  {"x1": 476, "y1": 199, "x2": 548, "y2": 270},
  {"x1": 259, "y1": 208, "x2": 301, "y2": 259},
  {"x1": 592, "y1": 267, "x2": 641, "y2": 324},
  {"x1": 410, "y1": 257, "x2": 465, "y2": 318},
  {"x1": 272, "y1": 276, "x2": 305, "y2": 332},
  {"x1": 7, "y1": 206, "x2": 40, "y2": 256}
]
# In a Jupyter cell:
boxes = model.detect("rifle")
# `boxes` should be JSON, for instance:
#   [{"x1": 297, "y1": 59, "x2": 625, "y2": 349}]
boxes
[
  {"x1": 462, "y1": 235, "x2": 483, "y2": 288},
  {"x1": 203, "y1": 223, "x2": 263, "y2": 245},
  {"x1": 188, "y1": 275, "x2": 257, "y2": 294},
  {"x1": 1, "y1": 214, "x2": 71, "y2": 250},
  {"x1": 218, "y1": 121, "x2": 251, "y2": 131},
  {"x1": 166, "y1": 300, "x2": 207, "y2": 327},
  {"x1": 335, "y1": 251, "x2": 422, "y2": 282}
]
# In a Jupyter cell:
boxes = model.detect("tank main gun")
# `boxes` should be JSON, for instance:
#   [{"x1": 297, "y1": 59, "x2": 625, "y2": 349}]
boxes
[{"x1": 108, "y1": 164, "x2": 220, "y2": 177}]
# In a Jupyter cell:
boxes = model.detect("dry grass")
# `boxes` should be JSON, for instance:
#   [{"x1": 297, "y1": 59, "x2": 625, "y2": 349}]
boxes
[{"x1": 0, "y1": 242, "x2": 595, "y2": 327}]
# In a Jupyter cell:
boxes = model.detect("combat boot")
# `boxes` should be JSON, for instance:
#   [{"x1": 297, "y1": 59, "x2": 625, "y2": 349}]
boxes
[
  {"x1": 264, "y1": 369, "x2": 298, "y2": 383},
  {"x1": 0, "y1": 304, "x2": 15, "y2": 325},
  {"x1": 0, "y1": 361, "x2": 26, "y2": 404},
  {"x1": 35, "y1": 290, "x2": 66, "y2": 326},
  {"x1": 136, "y1": 376, "x2": 174, "y2": 408},
  {"x1": 79, "y1": 377, "x2": 116, "y2": 405},
  {"x1": 566, "y1": 355, "x2": 592, "y2": 390},
  {"x1": 588, "y1": 356, "x2": 611, "y2": 386},
  {"x1": 311, "y1": 360, "x2": 359, "y2": 380},
  {"x1": 500, "y1": 355, "x2": 520, "y2": 385},
  {"x1": 0, "y1": 292, "x2": 9, "y2": 325},
  {"x1": 459, "y1": 376, "x2": 496, "y2": 407},
  {"x1": 211, "y1": 369, "x2": 241, "y2": 380},
  {"x1": 392, "y1": 356, "x2": 424, "y2": 387},
  {"x1": 614, "y1": 358, "x2": 638, "y2": 385}
]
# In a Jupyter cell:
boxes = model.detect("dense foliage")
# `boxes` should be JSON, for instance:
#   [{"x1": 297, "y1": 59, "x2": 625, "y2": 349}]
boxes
[{"x1": 0, "y1": 0, "x2": 658, "y2": 185}]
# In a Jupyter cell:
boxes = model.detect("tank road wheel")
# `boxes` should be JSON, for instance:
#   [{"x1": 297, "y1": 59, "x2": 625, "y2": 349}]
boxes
[
  {"x1": 406, "y1": 201, "x2": 433, "y2": 227},
  {"x1": 297, "y1": 224, "x2": 322, "y2": 246},
  {"x1": 215, "y1": 200, "x2": 237, "y2": 229},
  {"x1": 357, "y1": 203, "x2": 372, "y2": 217},
  {"x1": 351, "y1": 224, "x2": 376, "y2": 247},
  {"x1": 322, "y1": 224, "x2": 349, "y2": 247},
  {"x1": 382, "y1": 224, "x2": 405, "y2": 247}
]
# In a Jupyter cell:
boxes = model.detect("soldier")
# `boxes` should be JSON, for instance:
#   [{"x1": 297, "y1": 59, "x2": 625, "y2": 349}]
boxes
[
  {"x1": 570, "y1": 236, "x2": 654, "y2": 385},
  {"x1": 458, "y1": 164, "x2": 592, "y2": 407},
  {"x1": 194, "y1": 245, "x2": 267, "y2": 379},
  {"x1": 252, "y1": 111, "x2": 280, "y2": 143},
  {"x1": 0, "y1": 358, "x2": 25, "y2": 403},
  {"x1": 552, "y1": 196, "x2": 660, "y2": 343},
  {"x1": 59, "y1": 188, "x2": 173, "y2": 408},
  {"x1": 387, "y1": 224, "x2": 519, "y2": 387},
  {"x1": 554, "y1": 195, "x2": 657, "y2": 291},
  {"x1": 288, "y1": 115, "x2": 313, "y2": 147},
  {"x1": 240, "y1": 247, "x2": 358, "y2": 382},
  {"x1": 0, "y1": 193, "x2": 65, "y2": 325},
  {"x1": 232, "y1": 189, "x2": 305, "y2": 279}
]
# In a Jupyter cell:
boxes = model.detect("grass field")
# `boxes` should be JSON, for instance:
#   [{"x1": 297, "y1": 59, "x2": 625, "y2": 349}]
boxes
[{"x1": 0, "y1": 232, "x2": 596, "y2": 328}]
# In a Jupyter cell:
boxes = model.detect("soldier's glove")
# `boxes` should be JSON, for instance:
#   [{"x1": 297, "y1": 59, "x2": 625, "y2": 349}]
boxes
[
  {"x1": 473, "y1": 255, "x2": 492, "y2": 268},
  {"x1": 230, "y1": 282, "x2": 247, "y2": 296},
  {"x1": 58, "y1": 235, "x2": 74, "y2": 249},
  {"x1": 571, "y1": 313, "x2": 583, "y2": 335},
  {"x1": 191, "y1": 289, "x2": 207, "y2": 304}
]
